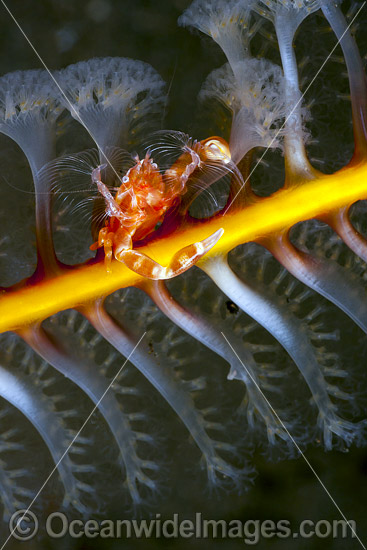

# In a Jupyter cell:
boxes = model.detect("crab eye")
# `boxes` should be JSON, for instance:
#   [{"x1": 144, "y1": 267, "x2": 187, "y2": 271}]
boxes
[{"x1": 201, "y1": 137, "x2": 231, "y2": 163}]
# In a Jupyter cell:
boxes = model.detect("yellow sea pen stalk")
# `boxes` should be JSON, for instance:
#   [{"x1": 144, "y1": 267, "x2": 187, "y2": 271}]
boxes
[{"x1": 0, "y1": 159, "x2": 366, "y2": 332}]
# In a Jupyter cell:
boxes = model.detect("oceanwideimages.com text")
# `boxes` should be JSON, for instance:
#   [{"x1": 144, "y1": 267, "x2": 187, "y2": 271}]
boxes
[{"x1": 9, "y1": 511, "x2": 358, "y2": 544}]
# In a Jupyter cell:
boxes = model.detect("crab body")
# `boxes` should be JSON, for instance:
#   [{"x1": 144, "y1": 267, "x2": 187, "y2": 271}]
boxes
[{"x1": 90, "y1": 140, "x2": 228, "y2": 279}]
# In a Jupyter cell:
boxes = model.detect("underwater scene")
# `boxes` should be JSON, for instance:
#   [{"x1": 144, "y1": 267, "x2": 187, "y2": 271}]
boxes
[{"x1": 0, "y1": 0, "x2": 366, "y2": 548}]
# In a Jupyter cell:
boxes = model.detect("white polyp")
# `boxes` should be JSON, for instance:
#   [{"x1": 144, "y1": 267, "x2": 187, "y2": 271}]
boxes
[
  {"x1": 254, "y1": 0, "x2": 321, "y2": 37},
  {"x1": 0, "y1": 69, "x2": 62, "y2": 173},
  {"x1": 178, "y1": 0, "x2": 256, "y2": 72},
  {"x1": 0, "y1": 69, "x2": 64, "y2": 273},
  {"x1": 146, "y1": 280, "x2": 290, "y2": 444},
  {"x1": 0, "y1": 357, "x2": 85, "y2": 512},
  {"x1": 203, "y1": 254, "x2": 366, "y2": 449},
  {"x1": 54, "y1": 57, "x2": 166, "y2": 154},
  {"x1": 87, "y1": 302, "x2": 247, "y2": 487},
  {"x1": 199, "y1": 58, "x2": 288, "y2": 163},
  {"x1": 24, "y1": 324, "x2": 150, "y2": 505}
]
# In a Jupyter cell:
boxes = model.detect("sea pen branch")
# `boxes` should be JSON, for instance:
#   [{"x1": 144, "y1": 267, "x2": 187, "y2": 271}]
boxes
[{"x1": 0, "y1": 161, "x2": 366, "y2": 332}]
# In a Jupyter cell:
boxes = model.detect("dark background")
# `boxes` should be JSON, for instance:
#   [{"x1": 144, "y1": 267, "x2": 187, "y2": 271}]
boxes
[{"x1": 0, "y1": 1, "x2": 366, "y2": 549}]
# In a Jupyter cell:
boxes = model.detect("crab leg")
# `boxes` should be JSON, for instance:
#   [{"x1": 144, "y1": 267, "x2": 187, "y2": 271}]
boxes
[
  {"x1": 116, "y1": 228, "x2": 224, "y2": 279},
  {"x1": 91, "y1": 165, "x2": 130, "y2": 220},
  {"x1": 163, "y1": 146, "x2": 201, "y2": 195}
]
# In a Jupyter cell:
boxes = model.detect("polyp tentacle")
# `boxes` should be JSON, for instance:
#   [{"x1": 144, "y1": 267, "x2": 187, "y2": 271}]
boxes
[
  {"x1": 83, "y1": 300, "x2": 249, "y2": 485},
  {"x1": 20, "y1": 324, "x2": 151, "y2": 504}
]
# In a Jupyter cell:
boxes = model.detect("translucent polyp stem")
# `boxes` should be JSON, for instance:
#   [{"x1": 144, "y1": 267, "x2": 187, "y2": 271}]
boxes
[
  {"x1": 321, "y1": 1, "x2": 367, "y2": 159},
  {"x1": 19, "y1": 323, "x2": 146, "y2": 504},
  {"x1": 264, "y1": 231, "x2": 367, "y2": 333},
  {"x1": 0, "y1": 359, "x2": 81, "y2": 509},
  {"x1": 31, "y1": 168, "x2": 59, "y2": 276},
  {"x1": 275, "y1": 16, "x2": 314, "y2": 180},
  {"x1": 215, "y1": 33, "x2": 249, "y2": 77},
  {"x1": 225, "y1": 151, "x2": 255, "y2": 209},
  {"x1": 143, "y1": 279, "x2": 233, "y2": 357},
  {"x1": 6, "y1": 127, "x2": 60, "y2": 276},
  {"x1": 229, "y1": 110, "x2": 263, "y2": 165},
  {"x1": 1, "y1": 161, "x2": 367, "y2": 333},
  {"x1": 83, "y1": 300, "x2": 236, "y2": 478},
  {"x1": 143, "y1": 280, "x2": 288, "y2": 441},
  {"x1": 322, "y1": 205, "x2": 367, "y2": 264},
  {"x1": 202, "y1": 254, "x2": 355, "y2": 449}
]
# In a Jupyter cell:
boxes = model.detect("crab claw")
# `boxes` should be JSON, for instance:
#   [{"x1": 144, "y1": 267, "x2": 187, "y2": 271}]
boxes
[{"x1": 117, "y1": 228, "x2": 224, "y2": 280}]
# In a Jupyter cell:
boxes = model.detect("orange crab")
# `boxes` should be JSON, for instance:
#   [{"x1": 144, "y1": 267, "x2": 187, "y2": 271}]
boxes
[{"x1": 90, "y1": 137, "x2": 230, "y2": 278}]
